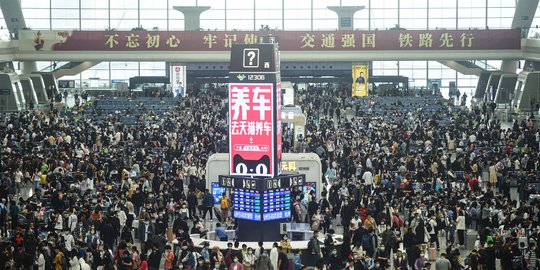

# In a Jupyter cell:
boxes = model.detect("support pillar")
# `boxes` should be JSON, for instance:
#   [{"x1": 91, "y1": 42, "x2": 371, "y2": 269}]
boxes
[
  {"x1": 21, "y1": 61, "x2": 37, "y2": 75},
  {"x1": 0, "y1": 0, "x2": 26, "y2": 39},
  {"x1": 500, "y1": 61, "x2": 518, "y2": 74},
  {"x1": 500, "y1": 0, "x2": 540, "y2": 73},
  {"x1": 173, "y1": 6, "x2": 211, "y2": 31},
  {"x1": 327, "y1": 6, "x2": 365, "y2": 30}
]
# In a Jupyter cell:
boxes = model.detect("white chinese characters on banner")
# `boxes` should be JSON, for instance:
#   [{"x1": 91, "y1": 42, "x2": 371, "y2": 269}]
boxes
[
  {"x1": 231, "y1": 121, "x2": 272, "y2": 135},
  {"x1": 230, "y1": 86, "x2": 250, "y2": 120},
  {"x1": 252, "y1": 87, "x2": 271, "y2": 120}
]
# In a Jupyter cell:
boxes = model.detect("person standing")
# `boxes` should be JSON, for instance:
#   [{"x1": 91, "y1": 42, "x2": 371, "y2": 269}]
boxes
[
  {"x1": 456, "y1": 210, "x2": 466, "y2": 247},
  {"x1": 362, "y1": 169, "x2": 374, "y2": 195},
  {"x1": 427, "y1": 214, "x2": 439, "y2": 251},
  {"x1": 163, "y1": 245, "x2": 174, "y2": 270},
  {"x1": 187, "y1": 190, "x2": 198, "y2": 219},
  {"x1": 219, "y1": 193, "x2": 230, "y2": 224},
  {"x1": 269, "y1": 243, "x2": 279, "y2": 270},
  {"x1": 37, "y1": 247, "x2": 46, "y2": 270},
  {"x1": 292, "y1": 250, "x2": 303, "y2": 270},
  {"x1": 148, "y1": 244, "x2": 162, "y2": 270},
  {"x1": 526, "y1": 242, "x2": 537, "y2": 270},
  {"x1": 307, "y1": 230, "x2": 322, "y2": 267},
  {"x1": 202, "y1": 189, "x2": 215, "y2": 221},
  {"x1": 229, "y1": 256, "x2": 243, "y2": 270},
  {"x1": 277, "y1": 246, "x2": 288, "y2": 270},
  {"x1": 139, "y1": 217, "x2": 155, "y2": 254},
  {"x1": 255, "y1": 250, "x2": 272, "y2": 270},
  {"x1": 242, "y1": 247, "x2": 255, "y2": 270}
]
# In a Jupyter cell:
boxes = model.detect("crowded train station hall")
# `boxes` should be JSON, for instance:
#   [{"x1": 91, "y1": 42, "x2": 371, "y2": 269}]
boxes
[{"x1": 1, "y1": 0, "x2": 540, "y2": 270}]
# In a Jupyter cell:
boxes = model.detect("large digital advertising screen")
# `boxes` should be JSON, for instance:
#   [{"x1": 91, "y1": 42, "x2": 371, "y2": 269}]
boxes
[{"x1": 229, "y1": 83, "x2": 280, "y2": 177}]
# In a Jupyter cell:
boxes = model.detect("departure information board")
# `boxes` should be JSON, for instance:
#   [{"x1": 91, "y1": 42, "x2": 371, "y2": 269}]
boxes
[
  {"x1": 262, "y1": 188, "x2": 291, "y2": 221},
  {"x1": 233, "y1": 188, "x2": 262, "y2": 221}
]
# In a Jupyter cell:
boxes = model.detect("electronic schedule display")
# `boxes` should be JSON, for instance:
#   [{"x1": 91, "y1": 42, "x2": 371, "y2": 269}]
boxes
[
  {"x1": 233, "y1": 188, "x2": 262, "y2": 221},
  {"x1": 262, "y1": 188, "x2": 291, "y2": 221},
  {"x1": 219, "y1": 174, "x2": 304, "y2": 222}
]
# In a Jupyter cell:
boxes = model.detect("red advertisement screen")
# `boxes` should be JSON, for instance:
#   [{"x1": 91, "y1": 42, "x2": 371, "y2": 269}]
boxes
[{"x1": 229, "y1": 83, "x2": 275, "y2": 177}]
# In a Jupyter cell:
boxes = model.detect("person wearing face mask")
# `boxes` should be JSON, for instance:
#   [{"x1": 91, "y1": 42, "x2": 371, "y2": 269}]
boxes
[
  {"x1": 292, "y1": 250, "x2": 303, "y2": 270},
  {"x1": 324, "y1": 229, "x2": 335, "y2": 256},
  {"x1": 120, "y1": 225, "x2": 133, "y2": 244},
  {"x1": 255, "y1": 250, "x2": 272, "y2": 270},
  {"x1": 327, "y1": 247, "x2": 340, "y2": 270},
  {"x1": 414, "y1": 251, "x2": 427, "y2": 270},
  {"x1": 86, "y1": 225, "x2": 100, "y2": 251},
  {"x1": 345, "y1": 259, "x2": 356, "y2": 270},
  {"x1": 196, "y1": 257, "x2": 206, "y2": 270},
  {"x1": 394, "y1": 249, "x2": 408, "y2": 270},
  {"x1": 155, "y1": 210, "x2": 167, "y2": 236},
  {"x1": 243, "y1": 247, "x2": 255, "y2": 270},
  {"x1": 280, "y1": 235, "x2": 291, "y2": 254},
  {"x1": 163, "y1": 245, "x2": 175, "y2": 270},
  {"x1": 148, "y1": 244, "x2": 162, "y2": 270},
  {"x1": 229, "y1": 256, "x2": 243, "y2": 270},
  {"x1": 138, "y1": 217, "x2": 155, "y2": 254},
  {"x1": 307, "y1": 230, "x2": 322, "y2": 267},
  {"x1": 373, "y1": 244, "x2": 390, "y2": 269}
]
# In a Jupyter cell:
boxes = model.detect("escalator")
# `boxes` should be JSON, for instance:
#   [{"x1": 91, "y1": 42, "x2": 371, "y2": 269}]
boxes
[
  {"x1": 41, "y1": 61, "x2": 99, "y2": 79},
  {"x1": 438, "y1": 60, "x2": 499, "y2": 76}
]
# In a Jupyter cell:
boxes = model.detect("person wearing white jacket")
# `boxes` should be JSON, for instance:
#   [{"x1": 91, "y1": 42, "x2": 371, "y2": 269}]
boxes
[
  {"x1": 54, "y1": 213, "x2": 63, "y2": 232},
  {"x1": 68, "y1": 210, "x2": 78, "y2": 232},
  {"x1": 456, "y1": 210, "x2": 467, "y2": 247},
  {"x1": 69, "y1": 253, "x2": 80, "y2": 270},
  {"x1": 36, "y1": 250, "x2": 46, "y2": 270},
  {"x1": 269, "y1": 243, "x2": 279, "y2": 270},
  {"x1": 79, "y1": 257, "x2": 91, "y2": 270}
]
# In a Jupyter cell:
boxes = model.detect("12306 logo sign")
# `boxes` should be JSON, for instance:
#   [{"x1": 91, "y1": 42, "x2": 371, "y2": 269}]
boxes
[{"x1": 248, "y1": 74, "x2": 265, "y2": 81}]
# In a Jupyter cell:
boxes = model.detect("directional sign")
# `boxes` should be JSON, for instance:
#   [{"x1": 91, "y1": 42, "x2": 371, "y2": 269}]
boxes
[{"x1": 243, "y1": 48, "x2": 260, "y2": 68}]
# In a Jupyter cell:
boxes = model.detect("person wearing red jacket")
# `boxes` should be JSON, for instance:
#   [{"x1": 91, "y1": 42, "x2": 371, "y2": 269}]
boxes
[{"x1": 468, "y1": 176, "x2": 480, "y2": 192}]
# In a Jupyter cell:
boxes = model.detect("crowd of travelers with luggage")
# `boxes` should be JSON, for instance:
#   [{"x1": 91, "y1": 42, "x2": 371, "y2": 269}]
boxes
[{"x1": 0, "y1": 85, "x2": 540, "y2": 270}]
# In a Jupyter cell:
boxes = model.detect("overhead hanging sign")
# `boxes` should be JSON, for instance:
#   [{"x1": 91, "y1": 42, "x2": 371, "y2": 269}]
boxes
[{"x1": 19, "y1": 29, "x2": 521, "y2": 52}]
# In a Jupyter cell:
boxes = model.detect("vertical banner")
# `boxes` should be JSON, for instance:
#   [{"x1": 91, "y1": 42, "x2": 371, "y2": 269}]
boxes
[
  {"x1": 170, "y1": 65, "x2": 186, "y2": 97},
  {"x1": 352, "y1": 65, "x2": 369, "y2": 97},
  {"x1": 229, "y1": 83, "x2": 275, "y2": 177}
]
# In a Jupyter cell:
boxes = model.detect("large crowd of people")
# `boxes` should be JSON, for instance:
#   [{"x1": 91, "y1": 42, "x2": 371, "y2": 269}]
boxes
[{"x1": 0, "y1": 85, "x2": 540, "y2": 270}]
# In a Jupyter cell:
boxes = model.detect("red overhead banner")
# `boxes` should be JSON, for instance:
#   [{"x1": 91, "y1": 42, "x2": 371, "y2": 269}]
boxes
[{"x1": 20, "y1": 29, "x2": 521, "y2": 52}]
